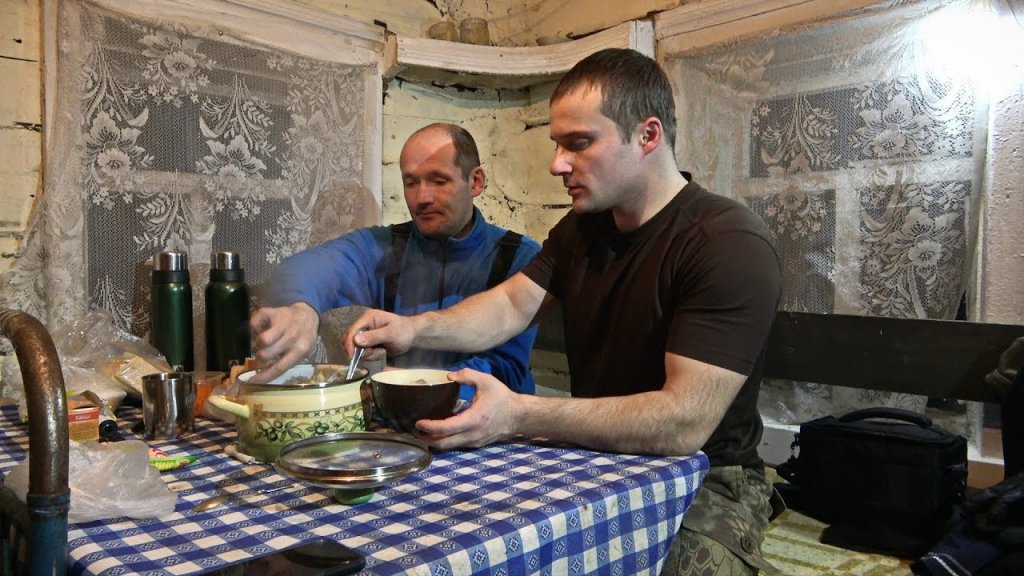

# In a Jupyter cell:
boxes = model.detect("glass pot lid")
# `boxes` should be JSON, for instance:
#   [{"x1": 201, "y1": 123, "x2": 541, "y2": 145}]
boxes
[{"x1": 274, "y1": 432, "x2": 432, "y2": 490}]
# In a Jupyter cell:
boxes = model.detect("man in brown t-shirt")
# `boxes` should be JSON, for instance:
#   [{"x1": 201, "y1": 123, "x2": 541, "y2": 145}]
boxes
[{"x1": 345, "y1": 49, "x2": 782, "y2": 575}]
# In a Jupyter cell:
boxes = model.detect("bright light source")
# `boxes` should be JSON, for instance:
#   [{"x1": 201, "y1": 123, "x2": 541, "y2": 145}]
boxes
[{"x1": 918, "y1": 0, "x2": 1024, "y2": 96}]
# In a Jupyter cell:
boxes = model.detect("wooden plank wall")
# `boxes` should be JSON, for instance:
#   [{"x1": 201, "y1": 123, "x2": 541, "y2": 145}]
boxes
[{"x1": 0, "y1": 0, "x2": 42, "y2": 276}]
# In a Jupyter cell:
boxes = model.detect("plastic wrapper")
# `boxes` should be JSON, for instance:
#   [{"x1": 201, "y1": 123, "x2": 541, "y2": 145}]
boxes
[
  {"x1": 202, "y1": 378, "x2": 238, "y2": 423},
  {"x1": 199, "y1": 360, "x2": 258, "y2": 423},
  {"x1": 49, "y1": 310, "x2": 170, "y2": 398},
  {"x1": 96, "y1": 351, "x2": 168, "y2": 398},
  {"x1": 4, "y1": 359, "x2": 128, "y2": 424},
  {"x1": 1, "y1": 310, "x2": 170, "y2": 421},
  {"x1": 51, "y1": 311, "x2": 164, "y2": 370},
  {"x1": 4, "y1": 439, "x2": 178, "y2": 522},
  {"x1": 148, "y1": 447, "x2": 201, "y2": 471}
]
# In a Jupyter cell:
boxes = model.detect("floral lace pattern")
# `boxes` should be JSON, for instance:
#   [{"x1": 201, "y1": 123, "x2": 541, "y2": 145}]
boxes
[
  {"x1": 0, "y1": 1, "x2": 378, "y2": 366},
  {"x1": 671, "y1": 1, "x2": 986, "y2": 437},
  {"x1": 859, "y1": 174, "x2": 969, "y2": 320}
]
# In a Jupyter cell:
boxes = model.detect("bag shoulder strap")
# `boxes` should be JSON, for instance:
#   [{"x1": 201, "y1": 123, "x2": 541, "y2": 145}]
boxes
[
  {"x1": 486, "y1": 230, "x2": 523, "y2": 289},
  {"x1": 384, "y1": 226, "x2": 523, "y2": 311},
  {"x1": 383, "y1": 222, "x2": 412, "y2": 312}
]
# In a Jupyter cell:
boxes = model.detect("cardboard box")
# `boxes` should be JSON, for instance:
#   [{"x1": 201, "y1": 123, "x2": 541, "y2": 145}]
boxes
[{"x1": 67, "y1": 397, "x2": 100, "y2": 442}]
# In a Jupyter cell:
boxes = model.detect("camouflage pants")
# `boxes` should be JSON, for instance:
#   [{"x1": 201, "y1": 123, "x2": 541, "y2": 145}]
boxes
[{"x1": 660, "y1": 466, "x2": 779, "y2": 576}]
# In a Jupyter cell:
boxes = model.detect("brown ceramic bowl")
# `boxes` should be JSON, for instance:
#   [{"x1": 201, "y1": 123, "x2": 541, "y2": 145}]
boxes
[{"x1": 370, "y1": 369, "x2": 459, "y2": 434}]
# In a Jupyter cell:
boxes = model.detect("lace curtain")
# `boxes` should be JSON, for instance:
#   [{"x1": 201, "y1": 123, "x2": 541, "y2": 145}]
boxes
[
  {"x1": 0, "y1": 0, "x2": 380, "y2": 372},
  {"x1": 664, "y1": 0, "x2": 1014, "y2": 440}
]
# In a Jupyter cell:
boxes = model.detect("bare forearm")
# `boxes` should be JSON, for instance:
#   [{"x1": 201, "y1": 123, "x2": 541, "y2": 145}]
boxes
[
  {"x1": 412, "y1": 274, "x2": 542, "y2": 354},
  {"x1": 513, "y1": 392, "x2": 711, "y2": 456},
  {"x1": 412, "y1": 291, "x2": 524, "y2": 353},
  {"x1": 511, "y1": 357, "x2": 743, "y2": 456}
]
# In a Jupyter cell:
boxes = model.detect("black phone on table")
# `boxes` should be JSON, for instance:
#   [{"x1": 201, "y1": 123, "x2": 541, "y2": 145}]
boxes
[{"x1": 206, "y1": 538, "x2": 365, "y2": 576}]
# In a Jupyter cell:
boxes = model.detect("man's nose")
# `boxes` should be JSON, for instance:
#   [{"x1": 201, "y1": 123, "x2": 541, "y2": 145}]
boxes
[
  {"x1": 413, "y1": 184, "x2": 435, "y2": 204},
  {"x1": 550, "y1": 148, "x2": 570, "y2": 176}
]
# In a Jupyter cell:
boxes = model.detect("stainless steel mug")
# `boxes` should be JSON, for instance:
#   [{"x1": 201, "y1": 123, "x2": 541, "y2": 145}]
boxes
[{"x1": 142, "y1": 372, "x2": 195, "y2": 439}]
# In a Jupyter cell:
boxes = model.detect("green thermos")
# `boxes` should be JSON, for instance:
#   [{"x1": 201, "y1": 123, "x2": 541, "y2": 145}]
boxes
[
  {"x1": 205, "y1": 251, "x2": 251, "y2": 373},
  {"x1": 151, "y1": 251, "x2": 194, "y2": 372}
]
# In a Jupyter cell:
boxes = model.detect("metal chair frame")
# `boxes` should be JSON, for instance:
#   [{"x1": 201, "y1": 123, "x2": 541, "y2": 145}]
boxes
[{"x1": 0, "y1": 309, "x2": 70, "y2": 576}]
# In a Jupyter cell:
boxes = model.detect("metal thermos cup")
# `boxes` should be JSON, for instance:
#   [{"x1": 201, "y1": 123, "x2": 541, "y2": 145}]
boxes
[
  {"x1": 142, "y1": 372, "x2": 195, "y2": 440},
  {"x1": 205, "y1": 251, "x2": 251, "y2": 373},
  {"x1": 151, "y1": 252, "x2": 194, "y2": 372}
]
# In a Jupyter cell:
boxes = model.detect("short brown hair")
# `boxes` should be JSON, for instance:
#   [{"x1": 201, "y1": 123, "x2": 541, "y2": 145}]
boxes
[
  {"x1": 552, "y1": 48, "x2": 677, "y2": 149},
  {"x1": 410, "y1": 123, "x2": 481, "y2": 180}
]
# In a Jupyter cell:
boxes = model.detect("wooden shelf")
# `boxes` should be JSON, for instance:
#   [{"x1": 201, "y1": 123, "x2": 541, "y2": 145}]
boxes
[
  {"x1": 653, "y1": 0, "x2": 884, "y2": 57},
  {"x1": 383, "y1": 20, "x2": 653, "y2": 91}
]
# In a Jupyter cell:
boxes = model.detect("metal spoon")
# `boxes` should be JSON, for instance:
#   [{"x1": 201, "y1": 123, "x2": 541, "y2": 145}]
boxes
[
  {"x1": 191, "y1": 484, "x2": 289, "y2": 512},
  {"x1": 345, "y1": 328, "x2": 367, "y2": 380}
]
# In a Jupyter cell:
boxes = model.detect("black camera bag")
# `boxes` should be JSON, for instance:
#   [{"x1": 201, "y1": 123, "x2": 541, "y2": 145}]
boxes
[{"x1": 776, "y1": 407, "x2": 967, "y2": 554}]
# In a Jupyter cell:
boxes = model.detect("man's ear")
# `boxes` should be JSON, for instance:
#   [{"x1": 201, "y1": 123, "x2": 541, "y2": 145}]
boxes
[
  {"x1": 638, "y1": 118, "x2": 663, "y2": 153},
  {"x1": 469, "y1": 166, "x2": 486, "y2": 197}
]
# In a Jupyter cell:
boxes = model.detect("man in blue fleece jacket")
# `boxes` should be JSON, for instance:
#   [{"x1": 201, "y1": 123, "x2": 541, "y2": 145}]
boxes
[{"x1": 247, "y1": 123, "x2": 540, "y2": 395}]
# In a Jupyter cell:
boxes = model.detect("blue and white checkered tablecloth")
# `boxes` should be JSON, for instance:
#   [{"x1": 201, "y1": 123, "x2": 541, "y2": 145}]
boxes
[{"x1": 0, "y1": 404, "x2": 708, "y2": 575}]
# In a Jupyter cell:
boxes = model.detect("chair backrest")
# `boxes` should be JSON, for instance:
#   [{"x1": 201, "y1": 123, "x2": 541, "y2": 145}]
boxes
[
  {"x1": 0, "y1": 309, "x2": 69, "y2": 576},
  {"x1": 762, "y1": 311, "x2": 1024, "y2": 404},
  {"x1": 533, "y1": 308, "x2": 1024, "y2": 404}
]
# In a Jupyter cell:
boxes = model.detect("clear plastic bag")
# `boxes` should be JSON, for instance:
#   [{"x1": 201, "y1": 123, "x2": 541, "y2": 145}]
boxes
[
  {"x1": 1, "y1": 310, "x2": 170, "y2": 421},
  {"x1": 4, "y1": 439, "x2": 178, "y2": 522},
  {"x1": 52, "y1": 310, "x2": 170, "y2": 398},
  {"x1": 3, "y1": 356, "x2": 129, "y2": 423},
  {"x1": 50, "y1": 310, "x2": 161, "y2": 370}
]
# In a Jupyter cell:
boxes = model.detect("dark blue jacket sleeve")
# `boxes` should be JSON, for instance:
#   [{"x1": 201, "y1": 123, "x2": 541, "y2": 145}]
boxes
[{"x1": 265, "y1": 229, "x2": 385, "y2": 312}]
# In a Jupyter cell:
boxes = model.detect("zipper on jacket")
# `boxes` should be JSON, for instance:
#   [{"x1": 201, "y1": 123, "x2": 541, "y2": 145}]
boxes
[{"x1": 437, "y1": 240, "x2": 449, "y2": 308}]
